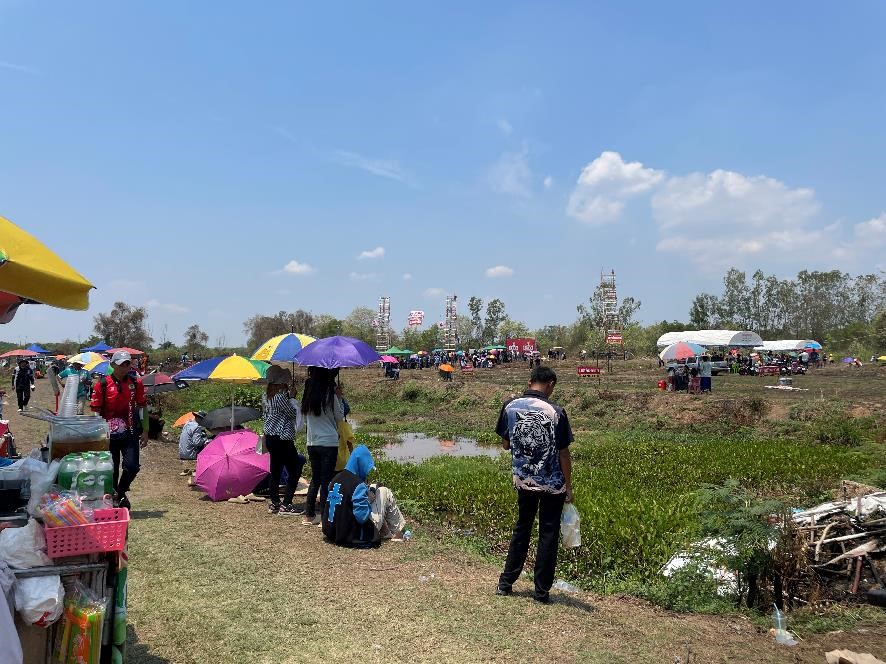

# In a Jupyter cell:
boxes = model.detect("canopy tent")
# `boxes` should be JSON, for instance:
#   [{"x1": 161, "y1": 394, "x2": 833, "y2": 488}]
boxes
[
  {"x1": 81, "y1": 341, "x2": 112, "y2": 352},
  {"x1": 384, "y1": 346, "x2": 411, "y2": 356},
  {"x1": 754, "y1": 340, "x2": 822, "y2": 352},
  {"x1": 25, "y1": 343, "x2": 51, "y2": 354},
  {"x1": 656, "y1": 330, "x2": 763, "y2": 348}
]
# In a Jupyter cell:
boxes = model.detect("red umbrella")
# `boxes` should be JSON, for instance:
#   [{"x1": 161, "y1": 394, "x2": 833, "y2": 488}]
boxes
[
  {"x1": 142, "y1": 372, "x2": 186, "y2": 396},
  {"x1": 195, "y1": 430, "x2": 269, "y2": 502},
  {"x1": 0, "y1": 349, "x2": 38, "y2": 358},
  {"x1": 108, "y1": 347, "x2": 144, "y2": 356}
]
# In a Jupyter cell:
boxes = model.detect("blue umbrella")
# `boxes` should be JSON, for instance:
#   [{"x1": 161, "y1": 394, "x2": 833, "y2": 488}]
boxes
[
  {"x1": 25, "y1": 343, "x2": 50, "y2": 354},
  {"x1": 294, "y1": 336, "x2": 381, "y2": 368},
  {"x1": 81, "y1": 341, "x2": 112, "y2": 352},
  {"x1": 804, "y1": 340, "x2": 822, "y2": 350}
]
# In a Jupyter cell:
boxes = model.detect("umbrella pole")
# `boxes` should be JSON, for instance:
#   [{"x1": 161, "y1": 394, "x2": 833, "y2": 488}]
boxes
[{"x1": 231, "y1": 390, "x2": 235, "y2": 431}]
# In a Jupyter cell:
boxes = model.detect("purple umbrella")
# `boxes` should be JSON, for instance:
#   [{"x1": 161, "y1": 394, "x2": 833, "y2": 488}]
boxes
[
  {"x1": 195, "y1": 430, "x2": 269, "y2": 501},
  {"x1": 841, "y1": 357, "x2": 855, "y2": 363},
  {"x1": 293, "y1": 335, "x2": 381, "y2": 368}
]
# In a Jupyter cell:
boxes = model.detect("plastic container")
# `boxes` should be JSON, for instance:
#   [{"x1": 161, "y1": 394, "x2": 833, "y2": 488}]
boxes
[
  {"x1": 44, "y1": 507, "x2": 129, "y2": 558},
  {"x1": 57, "y1": 453, "x2": 83, "y2": 490}
]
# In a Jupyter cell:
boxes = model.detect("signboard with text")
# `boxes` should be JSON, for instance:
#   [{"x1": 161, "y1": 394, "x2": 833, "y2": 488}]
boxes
[
  {"x1": 506, "y1": 337, "x2": 537, "y2": 354},
  {"x1": 606, "y1": 334, "x2": 623, "y2": 344},
  {"x1": 577, "y1": 366, "x2": 601, "y2": 376}
]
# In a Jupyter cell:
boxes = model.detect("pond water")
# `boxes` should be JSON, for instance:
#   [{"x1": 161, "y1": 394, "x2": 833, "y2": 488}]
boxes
[{"x1": 382, "y1": 433, "x2": 502, "y2": 463}]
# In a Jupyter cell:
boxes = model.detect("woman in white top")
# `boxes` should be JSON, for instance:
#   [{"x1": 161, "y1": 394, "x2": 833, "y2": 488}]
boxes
[
  {"x1": 300, "y1": 367, "x2": 344, "y2": 525},
  {"x1": 263, "y1": 366, "x2": 305, "y2": 516}
]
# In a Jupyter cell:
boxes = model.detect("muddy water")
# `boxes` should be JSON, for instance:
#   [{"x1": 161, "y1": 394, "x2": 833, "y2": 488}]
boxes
[{"x1": 383, "y1": 433, "x2": 502, "y2": 463}]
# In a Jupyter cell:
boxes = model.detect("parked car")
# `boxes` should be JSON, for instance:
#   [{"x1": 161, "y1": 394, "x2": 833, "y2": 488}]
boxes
[{"x1": 665, "y1": 357, "x2": 730, "y2": 375}]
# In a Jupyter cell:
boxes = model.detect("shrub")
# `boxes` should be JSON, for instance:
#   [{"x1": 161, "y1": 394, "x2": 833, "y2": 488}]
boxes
[{"x1": 813, "y1": 415, "x2": 863, "y2": 447}]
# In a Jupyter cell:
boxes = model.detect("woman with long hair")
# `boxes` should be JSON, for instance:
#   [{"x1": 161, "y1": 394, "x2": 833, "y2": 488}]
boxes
[
  {"x1": 263, "y1": 366, "x2": 305, "y2": 516},
  {"x1": 300, "y1": 366, "x2": 344, "y2": 525}
]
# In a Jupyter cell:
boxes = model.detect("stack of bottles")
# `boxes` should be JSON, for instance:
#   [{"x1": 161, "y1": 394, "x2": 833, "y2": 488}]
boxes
[
  {"x1": 52, "y1": 581, "x2": 105, "y2": 664},
  {"x1": 57, "y1": 452, "x2": 114, "y2": 500}
]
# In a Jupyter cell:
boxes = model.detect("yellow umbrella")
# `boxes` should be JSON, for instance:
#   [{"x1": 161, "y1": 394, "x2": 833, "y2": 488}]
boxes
[
  {"x1": 67, "y1": 352, "x2": 106, "y2": 367},
  {"x1": 0, "y1": 216, "x2": 94, "y2": 310}
]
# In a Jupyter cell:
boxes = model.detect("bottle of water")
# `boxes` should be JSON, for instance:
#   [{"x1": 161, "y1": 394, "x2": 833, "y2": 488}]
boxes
[
  {"x1": 96, "y1": 452, "x2": 114, "y2": 497},
  {"x1": 77, "y1": 453, "x2": 98, "y2": 498}
]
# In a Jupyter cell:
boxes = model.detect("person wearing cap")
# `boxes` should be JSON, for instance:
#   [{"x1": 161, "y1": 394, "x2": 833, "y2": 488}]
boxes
[
  {"x1": 262, "y1": 365, "x2": 305, "y2": 516},
  {"x1": 57, "y1": 360, "x2": 92, "y2": 414},
  {"x1": 90, "y1": 350, "x2": 147, "y2": 510}
]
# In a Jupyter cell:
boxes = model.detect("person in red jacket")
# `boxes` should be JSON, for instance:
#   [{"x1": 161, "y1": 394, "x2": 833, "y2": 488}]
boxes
[{"x1": 90, "y1": 351, "x2": 147, "y2": 509}]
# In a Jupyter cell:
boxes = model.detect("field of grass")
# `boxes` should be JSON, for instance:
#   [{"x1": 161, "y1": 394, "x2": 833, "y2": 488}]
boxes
[{"x1": 163, "y1": 359, "x2": 885, "y2": 614}]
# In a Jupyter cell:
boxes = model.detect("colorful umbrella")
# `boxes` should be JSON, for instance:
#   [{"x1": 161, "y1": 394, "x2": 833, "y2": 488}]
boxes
[
  {"x1": 173, "y1": 355, "x2": 269, "y2": 430},
  {"x1": 89, "y1": 361, "x2": 111, "y2": 375},
  {"x1": 841, "y1": 357, "x2": 855, "y2": 363},
  {"x1": 108, "y1": 346, "x2": 144, "y2": 356},
  {"x1": 0, "y1": 215, "x2": 94, "y2": 316},
  {"x1": 659, "y1": 342, "x2": 707, "y2": 362},
  {"x1": 380, "y1": 355, "x2": 400, "y2": 364},
  {"x1": 439, "y1": 364, "x2": 454, "y2": 372},
  {"x1": 68, "y1": 352, "x2": 106, "y2": 367},
  {"x1": 250, "y1": 332, "x2": 316, "y2": 366},
  {"x1": 294, "y1": 336, "x2": 381, "y2": 368},
  {"x1": 804, "y1": 341, "x2": 822, "y2": 350},
  {"x1": 173, "y1": 355, "x2": 269, "y2": 382},
  {"x1": 0, "y1": 348, "x2": 38, "y2": 358},
  {"x1": 878, "y1": 356, "x2": 886, "y2": 362},
  {"x1": 194, "y1": 430, "x2": 269, "y2": 502},
  {"x1": 81, "y1": 341, "x2": 112, "y2": 352}
]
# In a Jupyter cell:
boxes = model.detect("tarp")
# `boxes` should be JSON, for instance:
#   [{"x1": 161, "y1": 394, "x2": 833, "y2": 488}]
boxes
[
  {"x1": 754, "y1": 340, "x2": 820, "y2": 352},
  {"x1": 656, "y1": 330, "x2": 763, "y2": 348}
]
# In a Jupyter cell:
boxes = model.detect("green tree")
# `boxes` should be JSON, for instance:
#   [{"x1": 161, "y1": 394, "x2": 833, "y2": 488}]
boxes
[
  {"x1": 93, "y1": 302, "x2": 153, "y2": 349},
  {"x1": 243, "y1": 310, "x2": 317, "y2": 351},
  {"x1": 184, "y1": 324, "x2": 209, "y2": 356},
  {"x1": 342, "y1": 306, "x2": 376, "y2": 343},
  {"x1": 467, "y1": 296, "x2": 483, "y2": 345},
  {"x1": 483, "y1": 298, "x2": 506, "y2": 343},
  {"x1": 498, "y1": 316, "x2": 530, "y2": 341}
]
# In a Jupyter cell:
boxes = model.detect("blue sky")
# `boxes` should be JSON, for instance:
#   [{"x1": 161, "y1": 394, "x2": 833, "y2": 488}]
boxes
[{"x1": 2, "y1": 2, "x2": 884, "y2": 346}]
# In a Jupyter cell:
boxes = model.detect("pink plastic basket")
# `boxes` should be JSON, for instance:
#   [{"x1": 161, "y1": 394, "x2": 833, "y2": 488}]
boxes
[{"x1": 44, "y1": 508, "x2": 129, "y2": 558}]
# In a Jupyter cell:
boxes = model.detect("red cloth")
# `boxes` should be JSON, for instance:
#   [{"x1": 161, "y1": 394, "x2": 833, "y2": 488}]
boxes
[{"x1": 90, "y1": 374, "x2": 146, "y2": 425}]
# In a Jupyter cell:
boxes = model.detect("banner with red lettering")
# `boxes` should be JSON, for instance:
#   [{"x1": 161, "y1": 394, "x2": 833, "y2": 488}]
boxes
[
  {"x1": 506, "y1": 337, "x2": 537, "y2": 354},
  {"x1": 407, "y1": 310, "x2": 424, "y2": 327}
]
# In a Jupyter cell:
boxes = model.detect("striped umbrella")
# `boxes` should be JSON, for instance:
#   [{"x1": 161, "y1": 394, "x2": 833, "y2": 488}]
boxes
[
  {"x1": 250, "y1": 332, "x2": 316, "y2": 367},
  {"x1": 68, "y1": 352, "x2": 106, "y2": 367},
  {"x1": 659, "y1": 342, "x2": 707, "y2": 362}
]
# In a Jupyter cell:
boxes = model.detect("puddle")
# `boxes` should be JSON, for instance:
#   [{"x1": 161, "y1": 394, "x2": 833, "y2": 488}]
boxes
[{"x1": 383, "y1": 433, "x2": 502, "y2": 463}]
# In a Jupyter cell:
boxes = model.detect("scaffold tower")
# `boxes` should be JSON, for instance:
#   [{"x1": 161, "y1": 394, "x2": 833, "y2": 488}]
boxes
[
  {"x1": 375, "y1": 296, "x2": 391, "y2": 351},
  {"x1": 443, "y1": 294, "x2": 458, "y2": 351},
  {"x1": 600, "y1": 269, "x2": 622, "y2": 347}
]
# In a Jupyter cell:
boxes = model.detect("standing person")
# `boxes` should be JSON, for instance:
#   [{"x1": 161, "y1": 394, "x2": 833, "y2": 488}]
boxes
[
  {"x1": 57, "y1": 360, "x2": 92, "y2": 414},
  {"x1": 263, "y1": 366, "x2": 306, "y2": 516},
  {"x1": 11, "y1": 359, "x2": 35, "y2": 412},
  {"x1": 90, "y1": 351, "x2": 147, "y2": 510},
  {"x1": 300, "y1": 367, "x2": 345, "y2": 525},
  {"x1": 698, "y1": 355, "x2": 712, "y2": 393},
  {"x1": 495, "y1": 366, "x2": 573, "y2": 604}
]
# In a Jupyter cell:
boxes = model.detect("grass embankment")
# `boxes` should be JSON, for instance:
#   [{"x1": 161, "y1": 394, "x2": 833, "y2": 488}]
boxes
[{"x1": 161, "y1": 362, "x2": 885, "y2": 621}]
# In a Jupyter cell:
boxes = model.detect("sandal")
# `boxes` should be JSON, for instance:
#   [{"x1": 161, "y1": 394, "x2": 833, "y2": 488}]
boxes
[
  {"x1": 227, "y1": 495, "x2": 249, "y2": 504},
  {"x1": 244, "y1": 493, "x2": 265, "y2": 502}
]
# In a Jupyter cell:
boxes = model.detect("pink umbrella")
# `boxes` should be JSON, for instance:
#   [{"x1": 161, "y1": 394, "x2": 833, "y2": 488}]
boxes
[
  {"x1": 380, "y1": 355, "x2": 399, "y2": 364},
  {"x1": 195, "y1": 430, "x2": 269, "y2": 502}
]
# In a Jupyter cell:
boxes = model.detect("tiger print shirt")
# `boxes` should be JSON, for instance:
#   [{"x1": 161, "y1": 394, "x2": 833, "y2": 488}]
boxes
[{"x1": 496, "y1": 389, "x2": 573, "y2": 493}]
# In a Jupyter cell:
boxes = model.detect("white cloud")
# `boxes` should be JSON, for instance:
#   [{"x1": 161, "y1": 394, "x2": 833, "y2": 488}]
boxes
[
  {"x1": 282, "y1": 260, "x2": 315, "y2": 275},
  {"x1": 0, "y1": 61, "x2": 40, "y2": 75},
  {"x1": 497, "y1": 118, "x2": 513, "y2": 136},
  {"x1": 485, "y1": 265, "x2": 514, "y2": 278},
  {"x1": 402, "y1": 273, "x2": 413, "y2": 281},
  {"x1": 567, "y1": 151, "x2": 664, "y2": 225},
  {"x1": 489, "y1": 147, "x2": 532, "y2": 198},
  {"x1": 423, "y1": 287, "x2": 445, "y2": 298},
  {"x1": 543, "y1": 176, "x2": 553, "y2": 189},
  {"x1": 332, "y1": 150, "x2": 409, "y2": 183},
  {"x1": 833, "y1": 212, "x2": 886, "y2": 265},
  {"x1": 348, "y1": 271, "x2": 379, "y2": 281},
  {"x1": 851, "y1": 212, "x2": 886, "y2": 246},
  {"x1": 358, "y1": 246, "x2": 385, "y2": 260},
  {"x1": 145, "y1": 299, "x2": 188, "y2": 314}
]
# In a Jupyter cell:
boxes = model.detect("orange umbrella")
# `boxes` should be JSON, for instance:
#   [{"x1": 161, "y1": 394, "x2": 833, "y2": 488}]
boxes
[
  {"x1": 174, "y1": 412, "x2": 196, "y2": 427},
  {"x1": 439, "y1": 364, "x2": 454, "y2": 372}
]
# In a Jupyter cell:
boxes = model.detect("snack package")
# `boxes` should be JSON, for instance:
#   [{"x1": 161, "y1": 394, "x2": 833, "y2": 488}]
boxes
[{"x1": 52, "y1": 580, "x2": 106, "y2": 664}]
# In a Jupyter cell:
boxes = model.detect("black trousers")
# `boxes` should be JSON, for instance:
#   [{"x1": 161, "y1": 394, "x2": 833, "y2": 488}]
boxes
[
  {"x1": 110, "y1": 433, "x2": 140, "y2": 495},
  {"x1": 305, "y1": 446, "x2": 338, "y2": 518},
  {"x1": 266, "y1": 435, "x2": 306, "y2": 506},
  {"x1": 499, "y1": 489, "x2": 566, "y2": 599},
  {"x1": 15, "y1": 386, "x2": 30, "y2": 410}
]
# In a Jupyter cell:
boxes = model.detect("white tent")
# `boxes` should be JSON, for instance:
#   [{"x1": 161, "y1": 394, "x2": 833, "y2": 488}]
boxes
[
  {"x1": 755, "y1": 340, "x2": 817, "y2": 352},
  {"x1": 656, "y1": 330, "x2": 764, "y2": 348}
]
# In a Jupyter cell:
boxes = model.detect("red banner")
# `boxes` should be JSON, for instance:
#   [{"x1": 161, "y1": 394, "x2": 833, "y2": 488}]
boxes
[
  {"x1": 606, "y1": 334, "x2": 623, "y2": 344},
  {"x1": 506, "y1": 337, "x2": 537, "y2": 354},
  {"x1": 577, "y1": 366, "x2": 601, "y2": 376}
]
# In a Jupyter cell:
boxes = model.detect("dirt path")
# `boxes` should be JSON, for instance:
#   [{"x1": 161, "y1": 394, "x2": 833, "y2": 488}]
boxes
[{"x1": 9, "y1": 385, "x2": 885, "y2": 663}]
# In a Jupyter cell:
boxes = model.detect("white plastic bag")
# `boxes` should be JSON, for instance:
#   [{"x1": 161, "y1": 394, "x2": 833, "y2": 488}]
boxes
[
  {"x1": 14, "y1": 575, "x2": 64, "y2": 626},
  {"x1": 560, "y1": 503, "x2": 581, "y2": 548},
  {"x1": 0, "y1": 519, "x2": 52, "y2": 569},
  {"x1": 27, "y1": 459, "x2": 60, "y2": 518}
]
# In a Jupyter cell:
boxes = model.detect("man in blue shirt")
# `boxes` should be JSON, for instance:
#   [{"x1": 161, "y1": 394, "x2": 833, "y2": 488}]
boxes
[
  {"x1": 495, "y1": 366, "x2": 574, "y2": 603},
  {"x1": 58, "y1": 360, "x2": 92, "y2": 414}
]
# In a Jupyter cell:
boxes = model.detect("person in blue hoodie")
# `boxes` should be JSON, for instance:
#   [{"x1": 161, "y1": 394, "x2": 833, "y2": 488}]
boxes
[{"x1": 321, "y1": 445, "x2": 407, "y2": 548}]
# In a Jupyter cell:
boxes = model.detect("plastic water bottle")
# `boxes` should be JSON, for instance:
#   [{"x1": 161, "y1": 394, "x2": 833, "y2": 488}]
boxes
[
  {"x1": 402, "y1": 529, "x2": 413, "y2": 541},
  {"x1": 771, "y1": 605, "x2": 786, "y2": 632},
  {"x1": 77, "y1": 453, "x2": 98, "y2": 498},
  {"x1": 96, "y1": 452, "x2": 114, "y2": 496}
]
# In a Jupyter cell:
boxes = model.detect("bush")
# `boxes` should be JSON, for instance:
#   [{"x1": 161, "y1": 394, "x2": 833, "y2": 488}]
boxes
[{"x1": 813, "y1": 415, "x2": 863, "y2": 447}]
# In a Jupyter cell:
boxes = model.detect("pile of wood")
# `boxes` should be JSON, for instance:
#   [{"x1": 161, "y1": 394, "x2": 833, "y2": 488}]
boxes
[{"x1": 792, "y1": 484, "x2": 885, "y2": 599}]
